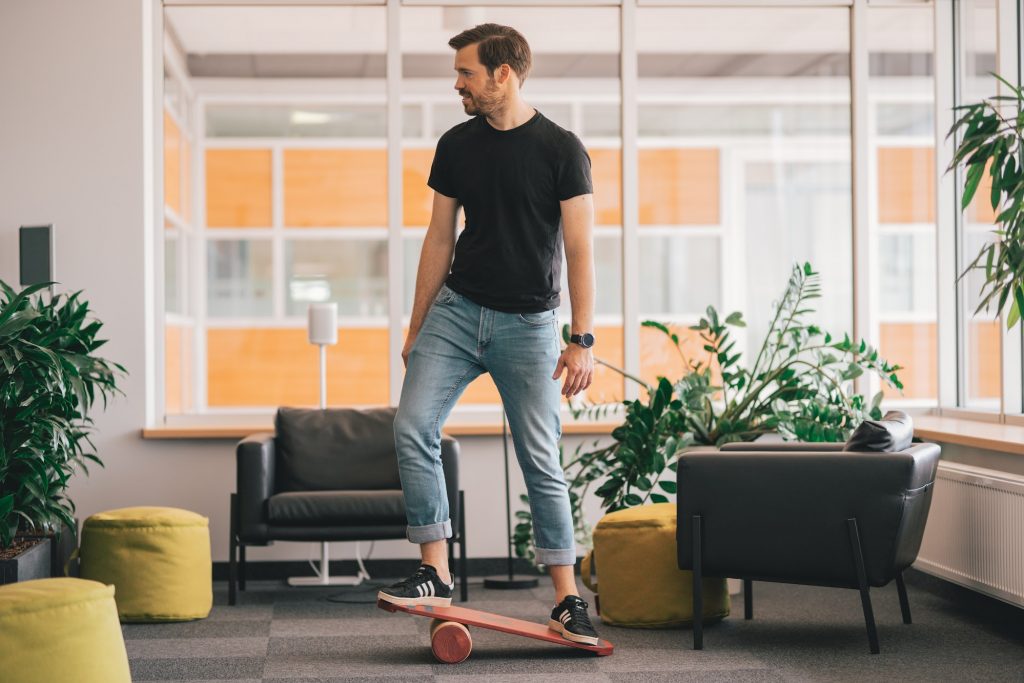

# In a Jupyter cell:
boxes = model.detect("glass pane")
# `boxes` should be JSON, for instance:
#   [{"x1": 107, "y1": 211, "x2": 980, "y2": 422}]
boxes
[
  {"x1": 639, "y1": 104, "x2": 849, "y2": 138},
  {"x1": 870, "y1": 3, "x2": 935, "y2": 405},
  {"x1": 878, "y1": 233, "x2": 936, "y2": 316},
  {"x1": 744, "y1": 161, "x2": 852, "y2": 344},
  {"x1": 638, "y1": 235, "x2": 720, "y2": 317},
  {"x1": 958, "y1": 0, "x2": 1001, "y2": 409},
  {"x1": 583, "y1": 103, "x2": 620, "y2": 138},
  {"x1": 206, "y1": 240, "x2": 273, "y2": 318},
  {"x1": 206, "y1": 104, "x2": 388, "y2": 138},
  {"x1": 286, "y1": 240, "x2": 388, "y2": 317},
  {"x1": 403, "y1": 233, "x2": 424, "y2": 317},
  {"x1": 638, "y1": 6, "x2": 851, "y2": 392},
  {"x1": 165, "y1": 234, "x2": 180, "y2": 315},
  {"x1": 557, "y1": 232, "x2": 622, "y2": 320}
]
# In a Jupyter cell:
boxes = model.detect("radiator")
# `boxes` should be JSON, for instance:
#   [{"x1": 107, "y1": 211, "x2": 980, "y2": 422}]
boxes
[{"x1": 915, "y1": 461, "x2": 1024, "y2": 608}]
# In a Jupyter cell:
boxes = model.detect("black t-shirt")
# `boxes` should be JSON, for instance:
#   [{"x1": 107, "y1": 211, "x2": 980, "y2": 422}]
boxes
[{"x1": 427, "y1": 110, "x2": 593, "y2": 313}]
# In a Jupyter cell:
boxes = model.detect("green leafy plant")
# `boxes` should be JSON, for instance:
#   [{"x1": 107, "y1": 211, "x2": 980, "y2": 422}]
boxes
[
  {"x1": 0, "y1": 281, "x2": 127, "y2": 548},
  {"x1": 948, "y1": 72, "x2": 1024, "y2": 328},
  {"x1": 513, "y1": 263, "x2": 903, "y2": 566}
]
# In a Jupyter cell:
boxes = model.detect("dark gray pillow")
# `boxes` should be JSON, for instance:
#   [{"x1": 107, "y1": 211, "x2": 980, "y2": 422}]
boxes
[{"x1": 844, "y1": 410, "x2": 913, "y2": 452}]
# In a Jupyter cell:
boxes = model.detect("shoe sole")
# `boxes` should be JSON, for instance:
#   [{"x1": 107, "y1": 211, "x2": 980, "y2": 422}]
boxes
[
  {"x1": 377, "y1": 591, "x2": 452, "y2": 607},
  {"x1": 548, "y1": 618, "x2": 599, "y2": 645}
]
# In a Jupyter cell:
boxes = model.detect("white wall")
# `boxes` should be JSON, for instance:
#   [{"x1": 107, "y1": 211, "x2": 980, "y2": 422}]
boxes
[{"x1": 0, "y1": 0, "x2": 610, "y2": 567}]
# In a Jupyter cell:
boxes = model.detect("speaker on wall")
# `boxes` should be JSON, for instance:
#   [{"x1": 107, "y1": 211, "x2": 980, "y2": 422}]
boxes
[{"x1": 19, "y1": 225, "x2": 55, "y2": 286}]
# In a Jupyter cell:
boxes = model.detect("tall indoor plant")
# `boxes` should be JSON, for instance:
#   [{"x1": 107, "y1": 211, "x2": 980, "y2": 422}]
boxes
[
  {"x1": 514, "y1": 263, "x2": 904, "y2": 564},
  {"x1": 0, "y1": 281, "x2": 127, "y2": 549},
  {"x1": 949, "y1": 73, "x2": 1024, "y2": 328}
]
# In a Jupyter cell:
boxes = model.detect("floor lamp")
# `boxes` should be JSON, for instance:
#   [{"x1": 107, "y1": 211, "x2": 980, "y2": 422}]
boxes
[
  {"x1": 483, "y1": 408, "x2": 539, "y2": 589},
  {"x1": 287, "y1": 302, "x2": 371, "y2": 587}
]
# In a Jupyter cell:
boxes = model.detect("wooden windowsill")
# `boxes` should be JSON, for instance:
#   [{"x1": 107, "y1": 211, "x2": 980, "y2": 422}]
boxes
[
  {"x1": 140, "y1": 414, "x2": 1022, "y2": 455},
  {"x1": 913, "y1": 415, "x2": 1024, "y2": 456},
  {"x1": 141, "y1": 421, "x2": 619, "y2": 440}
]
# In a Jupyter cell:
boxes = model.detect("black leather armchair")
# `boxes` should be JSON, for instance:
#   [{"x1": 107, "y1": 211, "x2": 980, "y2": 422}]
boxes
[
  {"x1": 229, "y1": 406, "x2": 467, "y2": 604},
  {"x1": 677, "y1": 439, "x2": 941, "y2": 653}
]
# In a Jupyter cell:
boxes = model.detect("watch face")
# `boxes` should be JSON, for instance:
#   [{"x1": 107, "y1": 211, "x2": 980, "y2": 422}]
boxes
[{"x1": 581, "y1": 333, "x2": 595, "y2": 348}]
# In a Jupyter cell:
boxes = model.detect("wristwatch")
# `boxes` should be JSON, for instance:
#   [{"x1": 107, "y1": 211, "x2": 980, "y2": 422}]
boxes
[{"x1": 569, "y1": 332, "x2": 595, "y2": 348}]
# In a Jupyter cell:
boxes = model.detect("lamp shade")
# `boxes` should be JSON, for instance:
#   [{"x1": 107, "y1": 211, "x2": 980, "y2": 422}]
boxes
[{"x1": 307, "y1": 303, "x2": 338, "y2": 345}]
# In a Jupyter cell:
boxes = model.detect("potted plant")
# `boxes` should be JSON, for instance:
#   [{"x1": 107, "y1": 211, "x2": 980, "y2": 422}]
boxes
[
  {"x1": 514, "y1": 263, "x2": 904, "y2": 564},
  {"x1": 0, "y1": 281, "x2": 126, "y2": 583},
  {"x1": 948, "y1": 73, "x2": 1024, "y2": 328}
]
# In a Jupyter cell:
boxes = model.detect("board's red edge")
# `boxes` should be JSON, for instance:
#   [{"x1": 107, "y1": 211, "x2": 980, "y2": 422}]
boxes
[{"x1": 376, "y1": 599, "x2": 613, "y2": 656}]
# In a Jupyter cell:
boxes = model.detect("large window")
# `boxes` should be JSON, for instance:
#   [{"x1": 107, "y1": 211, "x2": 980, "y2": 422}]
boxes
[{"x1": 158, "y1": 1, "x2": 1024, "y2": 424}]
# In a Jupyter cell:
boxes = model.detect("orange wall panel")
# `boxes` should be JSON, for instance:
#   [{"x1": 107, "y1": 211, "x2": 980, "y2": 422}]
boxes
[
  {"x1": 880, "y1": 322, "x2": 937, "y2": 400},
  {"x1": 403, "y1": 148, "x2": 435, "y2": 227},
  {"x1": 968, "y1": 320, "x2": 1001, "y2": 399},
  {"x1": 589, "y1": 148, "x2": 623, "y2": 226},
  {"x1": 206, "y1": 149, "x2": 273, "y2": 228},
  {"x1": 878, "y1": 147, "x2": 935, "y2": 224},
  {"x1": 207, "y1": 328, "x2": 389, "y2": 407},
  {"x1": 587, "y1": 325, "x2": 625, "y2": 404},
  {"x1": 640, "y1": 324, "x2": 713, "y2": 394},
  {"x1": 164, "y1": 111, "x2": 181, "y2": 217},
  {"x1": 165, "y1": 324, "x2": 182, "y2": 414},
  {"x1": 640, "y1": 149, "x2": 720, "y2": 225},
  {"x1": 284, "y1": 149, "x2": 387, "y2": 227}
]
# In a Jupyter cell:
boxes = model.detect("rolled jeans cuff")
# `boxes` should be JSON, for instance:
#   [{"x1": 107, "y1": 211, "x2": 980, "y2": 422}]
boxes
[
  {"x1": 407, "y1": 520, "x2": 452, "y2": 544},
  {"x1": 535, "y1": 546, "x2": 577, "y2": 566}
]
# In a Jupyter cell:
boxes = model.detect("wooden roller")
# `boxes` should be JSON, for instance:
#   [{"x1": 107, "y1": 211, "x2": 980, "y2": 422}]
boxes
[{"x1": 430, "y1": 620, "x2": 472, "y2": 663}]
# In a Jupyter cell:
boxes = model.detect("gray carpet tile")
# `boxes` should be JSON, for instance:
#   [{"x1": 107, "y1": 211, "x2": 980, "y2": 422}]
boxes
[
  {"x1": 129, "y1": 656, "x2": 265, "y2": 681},
  {"x1": 117, "y1": 575, "x2": 1024, "y2": 682},
  {"x1": 125, "y1": 636, "x2": 270, "y2": 659}
]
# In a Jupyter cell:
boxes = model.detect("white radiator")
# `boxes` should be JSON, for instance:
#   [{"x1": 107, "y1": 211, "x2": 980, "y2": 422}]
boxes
[{"x1": 915, "y1": 461, "x2": 1024, "y2": 608}]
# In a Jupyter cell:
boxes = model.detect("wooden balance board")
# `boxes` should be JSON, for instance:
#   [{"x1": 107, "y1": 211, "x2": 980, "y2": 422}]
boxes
[{"x1": 377, "y1": 599, "x2": 614, "y2": 663}]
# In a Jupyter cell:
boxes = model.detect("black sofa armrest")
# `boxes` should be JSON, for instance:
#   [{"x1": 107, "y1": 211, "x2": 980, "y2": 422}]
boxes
[
  {"x1": 236, "y1": 433, "x2": 276, "y2": 544},
  {"x1": 440, "y1": 435, "x2": 461, "y2": 528},
  {"x1": 719, "y1": 441, "x2": 846, "y2": 452}
]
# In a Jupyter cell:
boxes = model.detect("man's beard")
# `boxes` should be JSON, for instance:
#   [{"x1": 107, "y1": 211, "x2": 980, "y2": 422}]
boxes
[{"x1": 462, "y1": 81, "x2": 503, "y2": 116}]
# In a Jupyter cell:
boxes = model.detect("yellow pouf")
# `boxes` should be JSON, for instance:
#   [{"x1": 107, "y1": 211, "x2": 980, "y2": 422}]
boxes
[
  {"x1": 581, "y1": 502, "x2": 730, "y2": 628},
  {"x1": 80, "y1": 506, "x2": 212, "y2": 622},
  {"x1": 0, "y1": 577, "x2": 131, "y2": 683}
]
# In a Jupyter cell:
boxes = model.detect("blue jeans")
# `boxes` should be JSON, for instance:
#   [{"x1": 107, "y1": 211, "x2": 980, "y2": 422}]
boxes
[{"x1": 393, "y1": 284, "x2": 576, "y2": 566}]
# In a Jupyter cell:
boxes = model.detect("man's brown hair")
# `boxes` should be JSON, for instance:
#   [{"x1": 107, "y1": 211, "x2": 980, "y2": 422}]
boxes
[{"x1": 449, "y1": 23, "x2": 532, "y2": 85}]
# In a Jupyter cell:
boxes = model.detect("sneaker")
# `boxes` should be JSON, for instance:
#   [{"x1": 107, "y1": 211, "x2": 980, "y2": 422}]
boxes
[
  {"x1": 377, "y1": 564, "x2": 454, "y2": 607},
  {"x1": 548, "y1": 595, "x2": 599, "y2": 645}
]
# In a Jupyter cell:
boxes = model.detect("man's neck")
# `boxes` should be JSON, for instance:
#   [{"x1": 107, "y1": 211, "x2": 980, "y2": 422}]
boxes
[{"x1": 485, "y1": 100, "x2": 536, "y2": 131}]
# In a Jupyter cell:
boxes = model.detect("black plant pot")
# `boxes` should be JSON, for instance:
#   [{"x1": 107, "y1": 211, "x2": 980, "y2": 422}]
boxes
[{"x1": 0, "y1": 538, "x2": 52, "y2": 585}]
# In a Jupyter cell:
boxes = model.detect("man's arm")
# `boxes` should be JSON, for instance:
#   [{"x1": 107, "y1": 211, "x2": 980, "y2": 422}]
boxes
[
  {"x1": 552, "y1": 193, "x2": 596, "y2": 396},
  {"x1": 403, "y1": 192, "x2": 460, "y2": 366}
]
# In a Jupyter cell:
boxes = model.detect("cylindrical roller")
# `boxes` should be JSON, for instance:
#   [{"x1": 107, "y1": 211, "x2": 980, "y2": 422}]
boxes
[
  {"x1": 430, "y1": 621, "x2": 472, "y2": 664},
  {"x1": 429, "y1": 618, "x2": 447, "y2": 638}
]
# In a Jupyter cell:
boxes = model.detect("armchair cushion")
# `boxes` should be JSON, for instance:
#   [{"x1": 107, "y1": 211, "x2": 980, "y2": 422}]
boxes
[
  {"x1": 275, "y1": 406, "x2": 401, "y2": 492},
  {"x1": 844, "y1": 410, "x2": 913, "y2": 452},
  {"x1": 268, "y1": 490, "x2": 406, "y2": 526}
]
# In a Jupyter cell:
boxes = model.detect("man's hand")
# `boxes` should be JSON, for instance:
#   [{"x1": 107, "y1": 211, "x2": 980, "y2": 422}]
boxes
[
  {"x1": 552, "y1": 343, "x2": 594, "y2": 397},
  {"x1": 402, "y1": 333, "x2": 417, "y2": 368}
]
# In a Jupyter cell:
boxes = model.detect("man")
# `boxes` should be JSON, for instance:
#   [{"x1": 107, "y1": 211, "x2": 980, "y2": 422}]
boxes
[{"x1": 377, "y1": 23, "x2": 599, "y2": 646}]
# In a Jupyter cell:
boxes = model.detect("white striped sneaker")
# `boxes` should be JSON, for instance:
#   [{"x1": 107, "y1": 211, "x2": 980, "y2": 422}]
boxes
[
  {"x1": 548, "y1": 595, "x2": 599, "y2": 645},
  {"x1": 377, "y1": 564, "x2": 454, "y2": 607}
]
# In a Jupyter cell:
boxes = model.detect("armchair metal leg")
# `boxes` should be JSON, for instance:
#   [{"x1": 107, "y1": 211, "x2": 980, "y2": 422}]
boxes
[
  {"x1": 896, "y1": 571, "x2": 912, "y2": 624},
  {"x1": 692, "y1": 514, "x2": 703, "y2": 650},
  {"x1": 239, "y1": 543, "x2": 247, "y2": 592},
  {"x1": 229, "y1": 493, "x2": 238, "y2": 606},
  {"x1": 458, "y1": 490, "x2": 468, "y2": 603},
  {"x1": 744, "y1": 579, "x2": 753, "y2": 620},
  {"x1": 847, "y1": 517, "x2": 879, "y2": 654}
]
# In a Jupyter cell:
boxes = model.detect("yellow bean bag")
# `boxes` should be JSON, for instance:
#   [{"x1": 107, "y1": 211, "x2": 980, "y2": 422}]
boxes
[
  {"x1": 0, "y1": 577, "x2": 131, "y2": 683},
  {"x1": 581, "y1": 502, "x2": 730, "y2": 628},
  {"x1": 79, "y1": 506, "x2": 212, "y2": 622}
]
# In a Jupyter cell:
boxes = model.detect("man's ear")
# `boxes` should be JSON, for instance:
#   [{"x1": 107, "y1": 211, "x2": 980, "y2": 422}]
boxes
[{"x1": 496, "y1": 63, "x2": 512, "y2": 85}]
